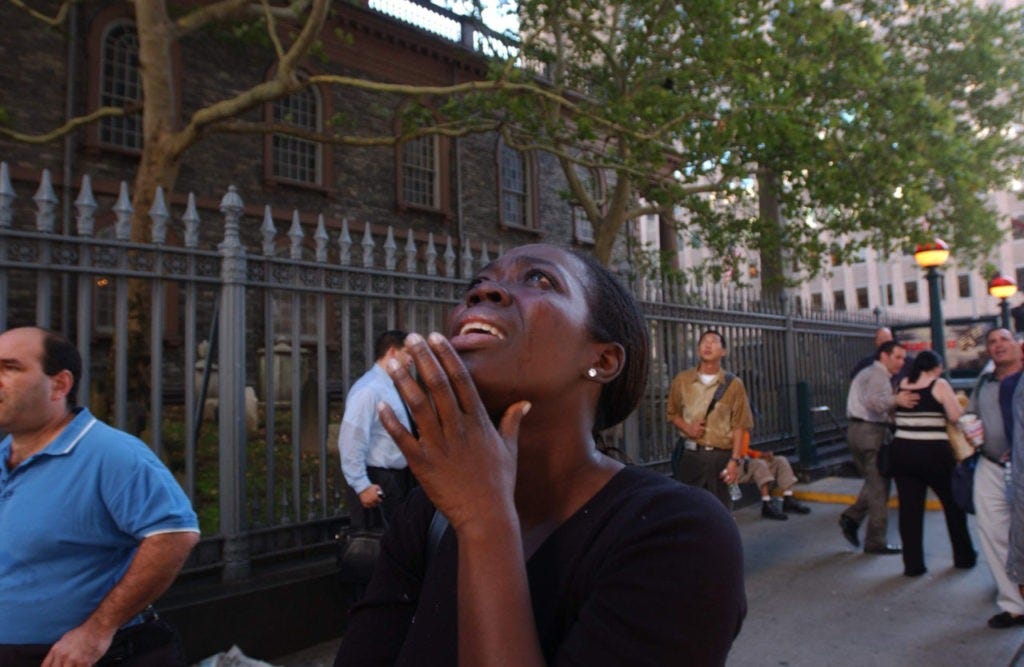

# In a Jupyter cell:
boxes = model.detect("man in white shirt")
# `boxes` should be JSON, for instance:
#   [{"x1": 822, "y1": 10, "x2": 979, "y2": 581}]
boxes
[{"x1": 338, "y1": 330, "x2": 415, "y2": 530}]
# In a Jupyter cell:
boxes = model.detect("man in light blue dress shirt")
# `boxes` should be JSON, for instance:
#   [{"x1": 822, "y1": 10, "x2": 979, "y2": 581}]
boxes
[{"x1": 338, "y1": 330, "x2": 415, "y2": 530}]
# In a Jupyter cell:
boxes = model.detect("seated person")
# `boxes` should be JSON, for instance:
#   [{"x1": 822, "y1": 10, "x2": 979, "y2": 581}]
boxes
[{"x1": 736, "y1": 431, "x2": 811, "y2": 520}]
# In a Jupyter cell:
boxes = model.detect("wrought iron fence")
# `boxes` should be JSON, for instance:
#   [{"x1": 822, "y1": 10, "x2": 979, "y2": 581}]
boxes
[{"x1": 0, "y1": 162, "x2": 878, "y2": 583}]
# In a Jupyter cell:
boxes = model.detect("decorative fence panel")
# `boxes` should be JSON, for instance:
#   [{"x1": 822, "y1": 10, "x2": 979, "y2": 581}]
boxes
[{"x1": 0, "y1": 162, "x2": 879, "y2": 583}]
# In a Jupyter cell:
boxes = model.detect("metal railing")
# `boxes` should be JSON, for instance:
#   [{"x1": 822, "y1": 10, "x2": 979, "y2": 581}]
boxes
[{"x1": 0, "y1": 162, "x2": 877, "y2": 583}]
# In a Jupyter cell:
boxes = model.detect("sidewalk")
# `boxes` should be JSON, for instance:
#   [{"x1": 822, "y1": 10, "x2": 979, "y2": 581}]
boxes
[
  {"x1": 270, "y1": 476, "x2": 1024, "y2": 667},
  {"x1": 731, "y1": 476, "x2": 1024, "y2": 666}
]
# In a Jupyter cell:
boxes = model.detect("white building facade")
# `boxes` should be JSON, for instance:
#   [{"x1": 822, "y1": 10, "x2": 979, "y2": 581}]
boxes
[{"x1": 634, "y1": 186, "x2": 1024, "y2": 325}]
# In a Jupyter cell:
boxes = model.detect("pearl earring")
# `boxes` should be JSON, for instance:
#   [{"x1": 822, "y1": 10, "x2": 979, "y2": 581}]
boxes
[{"x1": 586, "y1": 368, "x2": 598, "y2": 379}]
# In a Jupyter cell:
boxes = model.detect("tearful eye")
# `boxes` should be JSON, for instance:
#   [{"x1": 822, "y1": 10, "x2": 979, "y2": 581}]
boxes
[{"x1": 525, "y1": 270, "x2": 553, "y2": 288}]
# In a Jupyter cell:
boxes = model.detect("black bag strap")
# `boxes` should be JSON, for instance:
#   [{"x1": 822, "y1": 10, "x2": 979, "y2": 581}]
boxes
[
  {"x1": 425, "y1": 509, "x2": 449, "y2": 570},
  {"x1": 705, "y1": 372, "x2": 735, "y2": 419}
]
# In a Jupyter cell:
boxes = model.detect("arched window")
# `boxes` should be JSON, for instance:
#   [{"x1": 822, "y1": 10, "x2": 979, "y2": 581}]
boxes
[
  {"x1": 99, "y1": 22, "x2": 142, "y2": 151},
  {"x1": 271, "y1": 87, "x2": 322, "y2": 185}
]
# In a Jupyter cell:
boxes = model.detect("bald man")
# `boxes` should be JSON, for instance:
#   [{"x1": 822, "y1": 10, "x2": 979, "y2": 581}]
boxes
[
  {"x1": 0, "y1": 327, "x2": 199, "y2": 666},
  {"x1": 850, "y1": 327, "x2": 894, "y2": 379}
]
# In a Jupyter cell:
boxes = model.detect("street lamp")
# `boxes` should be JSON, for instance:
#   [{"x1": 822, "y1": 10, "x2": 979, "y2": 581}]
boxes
[
  {"x1": 914, "y1": 238, "x2": 950, "y2": 363},
  {"x1": 987, "y1": 274, "x2": 1017, "y2": 329}
]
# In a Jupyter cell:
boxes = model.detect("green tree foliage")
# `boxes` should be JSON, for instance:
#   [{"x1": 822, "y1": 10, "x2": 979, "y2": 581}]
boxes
[{"x1": 457, "y1": 0, "x2": 1024, "y2": 279}]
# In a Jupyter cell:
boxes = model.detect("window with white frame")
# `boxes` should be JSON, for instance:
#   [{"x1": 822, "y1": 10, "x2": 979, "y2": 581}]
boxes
[
  {"x1": 499, "y1": 143, "x2": 533, "y2": 229},
  {"x1": 401, "y1": 136, "x2": 440, "y2": 209},
  {"x1": 271, "y1": 87, "x2": 322, "y2": 185},
  {"x1": 572, "y1": 166, "x2": 601, "y2": 244},
  {"x1": 99, "y1": 22, "x2": 142, "y2": 150}
]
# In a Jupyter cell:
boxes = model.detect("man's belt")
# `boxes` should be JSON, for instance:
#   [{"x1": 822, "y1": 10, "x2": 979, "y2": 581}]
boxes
[
  {"x1": 848, "y1": 417, "x2": 887, "y2": 426},
  {"x1": 980, "y1": 451, "x2": 1005, "y2": 466},
  {"x1": 682, "y1": 440, "x2": 725, "y2": 452}
]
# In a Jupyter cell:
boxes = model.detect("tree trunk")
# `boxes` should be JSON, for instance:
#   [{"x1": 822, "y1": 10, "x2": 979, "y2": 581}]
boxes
[
  {"x1": 592, "y1": 218, "x2": 617, "y2": 266},
  {"x1": 131, "y1": 0, "x2": 182, "y2": 243},
  {"x1": 757, "y1": 167, "x2": 785, "y2": 301}
]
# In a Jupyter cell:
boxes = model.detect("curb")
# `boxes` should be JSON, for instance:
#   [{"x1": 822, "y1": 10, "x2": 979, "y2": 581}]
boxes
[{"x1": 793, "y1": 489, "x2": 943, "y2": 511}]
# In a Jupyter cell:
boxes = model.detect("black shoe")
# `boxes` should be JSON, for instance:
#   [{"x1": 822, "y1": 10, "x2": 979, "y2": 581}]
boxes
[
  {"x1": 782, "y1": 496, "x2": 811, "y2": 514},
  {"x1": 839, "y1": 515, "x2": 860, "y2": 547},
  {"x1": 904, "y1": 566, "x2": 927, "y2": 577},
  {"x1": 864, "y1": 544, "x2": 902, "y2": 555},
  {"x1": 954, "y1": 552, "x2": 978, "y2": 569},
  {"x1": 761, "y1": 500, "x2": 788, "y2": 521},
  {"x1": 988, "y1": 612, "x2": 1024, "y2": 629}
]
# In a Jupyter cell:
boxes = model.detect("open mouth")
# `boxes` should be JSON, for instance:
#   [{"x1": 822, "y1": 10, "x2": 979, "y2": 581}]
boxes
[{"x1": 457, "y1": 321, "x2": 506, "y2": 340}]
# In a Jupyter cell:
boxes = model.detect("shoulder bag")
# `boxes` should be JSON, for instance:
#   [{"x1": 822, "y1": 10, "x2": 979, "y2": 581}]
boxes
[
  {"x1": 336, "y1": 507, "x2": 387, "y2": 584},
  {"x1": 950, "y1": 453, "x2": 979, "y2": 514},
  {"x1": 946, "y1": 423, "x2": 975, "y2": 462}
]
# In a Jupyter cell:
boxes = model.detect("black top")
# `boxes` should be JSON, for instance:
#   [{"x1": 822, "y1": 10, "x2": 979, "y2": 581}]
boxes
[
  {"x1": 894, "y1": 380, "x2": 948, "y2": 446},
  {"x1": 334, "y1": 465, "x2": 746, "y2": 667}
]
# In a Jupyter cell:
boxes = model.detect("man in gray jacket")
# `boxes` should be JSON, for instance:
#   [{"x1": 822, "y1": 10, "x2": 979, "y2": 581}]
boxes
[{"x1": 839, "y1": 340, "x2": 917, "y2": 554}]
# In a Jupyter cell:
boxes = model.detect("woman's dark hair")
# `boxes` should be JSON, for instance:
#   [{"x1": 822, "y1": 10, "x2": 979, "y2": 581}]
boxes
[
  {"x1": 570, "y1": 250, "x2": 650, "y2": 432},
  {"x1": 907, "y1": 349, "x2": 942, "y2": 384}
]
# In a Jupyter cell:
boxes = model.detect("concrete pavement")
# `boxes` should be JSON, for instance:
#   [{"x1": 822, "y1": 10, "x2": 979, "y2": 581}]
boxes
[
  {"x1": 731, "y1": 476, "x2": 1024, "y2": 666},
  {"x1": 267, "y1": 475, "x2": 1024, "y2": 667}
]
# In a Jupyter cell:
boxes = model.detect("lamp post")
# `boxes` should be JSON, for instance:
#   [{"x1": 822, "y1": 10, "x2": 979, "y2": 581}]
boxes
[
  {"x1": 987, "y1": 274, "x2": 1017, "y2": 329},
  {"x1": 914, "y1": 238, "x2": 950, "y2": 363}
]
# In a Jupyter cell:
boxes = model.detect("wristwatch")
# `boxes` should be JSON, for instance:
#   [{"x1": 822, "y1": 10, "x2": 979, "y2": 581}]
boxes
[{"x1": 729, "y1": 457, "x2": 741, "y2": 464}]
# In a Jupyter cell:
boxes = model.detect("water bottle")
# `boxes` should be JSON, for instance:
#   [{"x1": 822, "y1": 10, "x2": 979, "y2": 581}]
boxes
[{"x1": 729, "y1": 483, "x2": 743, "y2": 502}]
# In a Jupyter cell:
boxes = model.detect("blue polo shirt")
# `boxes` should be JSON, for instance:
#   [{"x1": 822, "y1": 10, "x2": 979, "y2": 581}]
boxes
[{"x1": 0, "y1": 408, "x2": 199, "y2": 644}]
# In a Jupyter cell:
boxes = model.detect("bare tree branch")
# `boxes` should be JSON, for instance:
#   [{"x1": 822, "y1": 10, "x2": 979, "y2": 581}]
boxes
[
  {"x1": 208, "y1": 118, "x2": 502, "y2": 145},
  {"x1": 0, "y1": 106, "x2": 130, "y2": 144},
  {"x1": 7, "y1": 0, "x2": 72, "y2": 26},
  {"x1": 168, "y1": 0, "x2": 328, "y2": 156},
  {"x1": 261, "y1": 0, "x2": 286, "y2": 61},
  {"x1": 174, "y1": 0, "x2": 313, "y2": 38}
]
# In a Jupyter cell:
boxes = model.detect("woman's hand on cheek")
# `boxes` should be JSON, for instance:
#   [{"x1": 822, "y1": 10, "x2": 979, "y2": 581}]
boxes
[{"x1": 379, "y1": 332, "x2": 531, "y2": 532}]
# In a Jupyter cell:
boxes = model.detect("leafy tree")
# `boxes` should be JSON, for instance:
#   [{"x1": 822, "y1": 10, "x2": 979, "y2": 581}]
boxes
[
  {"x1": 471, "y1": 0, "x2": 1024, "y2": 284},
  {"x1": 2, "y1": 0, "x2": 1022, "y2": 285}
]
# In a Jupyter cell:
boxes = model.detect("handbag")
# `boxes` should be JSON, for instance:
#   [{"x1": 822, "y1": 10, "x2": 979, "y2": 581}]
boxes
[
  {"x1": 336, "y1": 507, "x2": 387, "y2": 584},
  {"x1": 951, "y1": 453, "x2": 979, "y2": 514},
  {"x1": 946, "y1": 422, "x2": 975, "y2": 462}
]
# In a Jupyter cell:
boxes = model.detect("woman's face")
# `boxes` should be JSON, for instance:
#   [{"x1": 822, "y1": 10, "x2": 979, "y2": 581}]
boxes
[{"x1": 447, "y1": 245, "x2": 597, "y2": 413}]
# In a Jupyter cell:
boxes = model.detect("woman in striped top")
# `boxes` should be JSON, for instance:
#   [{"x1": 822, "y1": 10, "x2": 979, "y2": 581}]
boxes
[{"x1": 892, "y1": 349, "x2": 977, "y2": 577}]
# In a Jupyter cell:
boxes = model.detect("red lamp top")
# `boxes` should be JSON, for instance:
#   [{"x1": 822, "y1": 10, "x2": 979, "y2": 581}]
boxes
[
  {"x1": 913, "y1": 238, "x2": 950, "y2": 268},
  {"x1": 988, "y1": 274, "x2": 1018, "y2": 300}
]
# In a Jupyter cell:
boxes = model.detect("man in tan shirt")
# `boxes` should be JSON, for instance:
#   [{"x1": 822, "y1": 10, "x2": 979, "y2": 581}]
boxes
[{"x1": 667, "y1": 330, "x2": 754, "y2": 509}]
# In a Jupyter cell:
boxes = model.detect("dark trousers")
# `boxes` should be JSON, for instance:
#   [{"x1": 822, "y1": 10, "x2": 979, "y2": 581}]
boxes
[
  {"x1": 674, "y1": 446, "x2": 732, "y2": 509},
  {"x1": 345, "y1": 466, "x2": 414, "y2": 530},
  {"x1": 0, "y1": 619, "x2": 186, "y2": 667},
  {"x1": 843, "y1": 421, "x2": 893, "y2": 550},
  {"x1": 892, "y1": 440, "x2": 976, "y2": 572}
]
